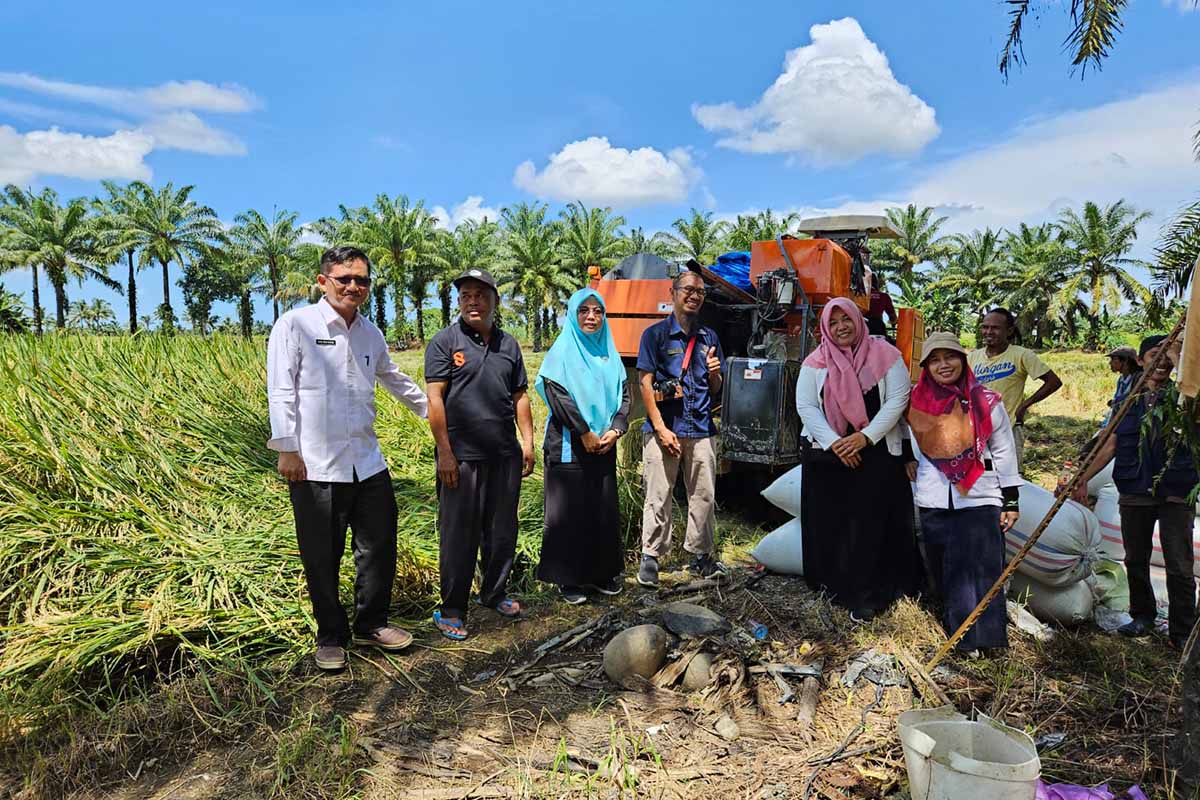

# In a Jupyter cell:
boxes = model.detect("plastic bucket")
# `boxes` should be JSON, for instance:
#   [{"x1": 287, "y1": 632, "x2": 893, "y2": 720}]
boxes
[{"x1": 899, "y1": 706, "x2": 1040, "y2": 800}]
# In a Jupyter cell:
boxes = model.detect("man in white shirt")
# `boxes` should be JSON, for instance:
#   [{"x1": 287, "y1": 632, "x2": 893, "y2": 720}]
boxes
[{"x1": 267, "y1": 246, "x2": 429, "y2": 670}]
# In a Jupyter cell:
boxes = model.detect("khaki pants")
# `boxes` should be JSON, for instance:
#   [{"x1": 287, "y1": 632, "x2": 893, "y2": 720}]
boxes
[
  {"x1": 1012, "y1": 424, "x2": 1026, "y2": 472},
  {"x1": 641, "y1": 433, "x2": 716, "y2": 558}
]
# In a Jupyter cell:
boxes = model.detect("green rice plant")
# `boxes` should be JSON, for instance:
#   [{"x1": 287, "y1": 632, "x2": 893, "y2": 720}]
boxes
[{"x1": 0, "y1": 335, "x2": 636, "y2": 742}]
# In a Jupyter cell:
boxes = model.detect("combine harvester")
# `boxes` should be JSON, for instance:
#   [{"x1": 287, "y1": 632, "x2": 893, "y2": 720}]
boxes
[{"x1": 589, "y1": 215, "x2": 925, "y2": 482}]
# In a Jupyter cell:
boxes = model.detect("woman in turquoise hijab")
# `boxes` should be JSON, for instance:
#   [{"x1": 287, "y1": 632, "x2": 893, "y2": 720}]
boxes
[{"x1": 535, "y1": 287, "x2": 631, "y2": 604}]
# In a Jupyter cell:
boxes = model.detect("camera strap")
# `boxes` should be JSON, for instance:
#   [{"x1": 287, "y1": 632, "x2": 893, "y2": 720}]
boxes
[{"x1": 679, "y1": 334, "x2": 698, "y2": 375}]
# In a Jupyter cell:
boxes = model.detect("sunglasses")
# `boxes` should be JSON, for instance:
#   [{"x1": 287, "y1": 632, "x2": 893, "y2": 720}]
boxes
[{"x1": 327, "y1": 274, "x2": 371, "y2": 288}]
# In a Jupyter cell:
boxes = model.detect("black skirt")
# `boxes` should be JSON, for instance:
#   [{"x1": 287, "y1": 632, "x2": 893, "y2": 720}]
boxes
[
  {"x1": 800, "y1": 440, "x2": 919, "y2": 613},
  {"x1": 537, "y1": 450, "x2": 624, "y2": 587}
]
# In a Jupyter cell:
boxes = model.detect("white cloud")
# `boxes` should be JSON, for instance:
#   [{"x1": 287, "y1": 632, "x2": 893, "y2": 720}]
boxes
[
  {"x1": 0, "y1": 72, "x2": 257, "y2": 178},
  {"x1": 692, "y1": 17, "x2": 939, "y2": 165},
  {"x1": 730, "y1": 79, "x2": 1200, "y2": 264},
  {"x1": 513, "y1": 136, "x2": 703, "y2": 206},
  {"x1": 0, "y1": 72, "x2": 258, "y2": 113},
  {"x1": 0, "y1": 125, "x2": 153, "y2": 183},
  {"x1": 141, "y1": 111, "x2": 246, "y2": 155},
  {"x1": 432, "y1": 195, "x2": 501, "y2": 229},
  {"x1": 1163, "y1": 0, "x2": 1198, "y2": 11}
]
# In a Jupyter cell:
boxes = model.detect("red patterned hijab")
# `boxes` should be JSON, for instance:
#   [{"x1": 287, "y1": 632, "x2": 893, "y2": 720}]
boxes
[{"x1": 907, "y1": 354, "x2": 1001, "y2": 492}]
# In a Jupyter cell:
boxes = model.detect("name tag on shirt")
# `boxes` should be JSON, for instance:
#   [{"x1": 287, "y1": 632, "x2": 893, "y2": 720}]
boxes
[{"x1": 315, "y1": 338, "x2": 336, "y2": 346}]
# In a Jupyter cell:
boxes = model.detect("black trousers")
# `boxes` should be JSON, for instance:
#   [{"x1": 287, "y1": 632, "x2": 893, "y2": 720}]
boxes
[
  {"x1": 438, "y1": 455, "x2": 522, "y2": 620},
  {"x1": 289, "y1": 469, "x2": 398, "y2": 646},
  {"x1": 1120, "y1": 501, "x2": 1197, "y2": 640},
  {"x1": 919, "y1": 506, "x2": 1009, "y2": 651}
]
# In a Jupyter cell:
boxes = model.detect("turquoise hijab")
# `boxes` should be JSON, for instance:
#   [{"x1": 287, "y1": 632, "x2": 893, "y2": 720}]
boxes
[{"x1": 535, "y1": 288, "x2": 626, "y2": 435}]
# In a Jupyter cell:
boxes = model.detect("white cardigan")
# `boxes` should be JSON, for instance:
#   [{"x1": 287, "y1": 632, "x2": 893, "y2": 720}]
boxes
[
  {"x1": 795, "y1": 358, "x2": 911, "y2": 457},
  {"x1": 910, "y1": 402, "x2": 1023, "y2": 509}
]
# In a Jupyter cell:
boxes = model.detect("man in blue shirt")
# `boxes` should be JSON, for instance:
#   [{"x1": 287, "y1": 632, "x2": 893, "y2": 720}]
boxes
[
  {"x1": 1078, "y1": 335, "x2": 1197, "y2": 650},
  {"x1": 635, "y1": 270, "x2": 727, "y2": 587}
]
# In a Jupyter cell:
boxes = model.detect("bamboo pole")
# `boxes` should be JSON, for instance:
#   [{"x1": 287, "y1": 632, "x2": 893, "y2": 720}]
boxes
[{"x1": 923, "y1": 311, "x2": 1190, "y2": 672}]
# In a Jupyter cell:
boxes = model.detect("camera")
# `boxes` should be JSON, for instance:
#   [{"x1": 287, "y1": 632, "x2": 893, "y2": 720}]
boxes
[{"x1": 653, "y1": 378, "x2": 683, "y2": 403}]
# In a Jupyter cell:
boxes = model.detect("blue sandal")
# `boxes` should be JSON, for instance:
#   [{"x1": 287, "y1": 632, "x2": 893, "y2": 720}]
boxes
[
  {"x1": 433, "y1": 610, "x2": 468, "y2": 641},
  {"x1": 490, "y1": 598, "x2": 522, "y2": 618}
]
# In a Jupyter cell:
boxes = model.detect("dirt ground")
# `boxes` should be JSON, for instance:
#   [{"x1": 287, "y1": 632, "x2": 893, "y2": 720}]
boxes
[{"x1": 44, "y1": 554, "x2": 1184, "y2": 800}]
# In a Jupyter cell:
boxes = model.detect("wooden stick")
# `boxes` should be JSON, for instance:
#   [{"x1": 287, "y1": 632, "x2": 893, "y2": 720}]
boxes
[
  {"x1": 896, "y1": 647, "x2": 952, "y2": 708},
  {"x1": 923, "y1": 312, "x2": 1189, "y2": 673}
]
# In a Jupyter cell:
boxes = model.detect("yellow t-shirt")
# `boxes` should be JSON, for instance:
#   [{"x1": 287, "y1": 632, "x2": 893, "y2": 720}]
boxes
[{"x1": 968, "y1": 345, "x2": 1051, "y2": 420}]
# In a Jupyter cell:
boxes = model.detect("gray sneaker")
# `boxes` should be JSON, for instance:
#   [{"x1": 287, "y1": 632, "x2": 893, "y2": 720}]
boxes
[
  {"x1": 352, "y1": 625, "x2": 414, "y2": 652},
  {"x1": 637, "y1": 555, "x2": 660, "y2": 588},
  {"x1": 314, "y1": 646, "x2": 347, "y2": 671}
]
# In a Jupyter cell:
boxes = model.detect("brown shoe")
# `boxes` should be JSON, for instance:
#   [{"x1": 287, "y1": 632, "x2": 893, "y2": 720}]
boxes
[
  {"x1": 353, "y1": 625, "x2": 413, "y2": 652},
  {"x1": 314, "y1": 646, "x2": 347, "y2": 671}
]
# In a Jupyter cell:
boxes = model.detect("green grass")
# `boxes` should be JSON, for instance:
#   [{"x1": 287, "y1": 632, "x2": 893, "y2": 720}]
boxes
[{"x1": 1023, "y1": 350, "x2": 1117, "y2": 487}]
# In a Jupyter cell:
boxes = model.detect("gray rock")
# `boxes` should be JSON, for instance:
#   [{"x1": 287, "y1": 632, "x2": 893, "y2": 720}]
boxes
[
  {"x1": 714, "y1": 713, "x2": 740, "y2": 741},
  {"x1": 661, "y1": 602, "x2": 731, "y2": 638},
  {"x1": 681, "y1": 653, "x2": 715, "y2": 691},
  {"x1": 603, "y1": 624, "x2": 671, "y2": 687}
]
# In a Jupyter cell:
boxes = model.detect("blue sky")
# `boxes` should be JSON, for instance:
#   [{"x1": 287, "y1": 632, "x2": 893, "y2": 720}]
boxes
[{"x1": 1, "y1": 0, "x2": 1198, "y2": 324}]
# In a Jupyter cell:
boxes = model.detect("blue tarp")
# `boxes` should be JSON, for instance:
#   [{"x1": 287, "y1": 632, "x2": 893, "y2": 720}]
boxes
[{"x1": 707, "y1": 251, "x2": 752, "y2": 293}]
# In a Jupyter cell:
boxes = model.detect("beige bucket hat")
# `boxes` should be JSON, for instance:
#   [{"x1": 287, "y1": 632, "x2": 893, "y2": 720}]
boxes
[{"x1": 919, "y1": 332, "x2": 968, "y2": 365}]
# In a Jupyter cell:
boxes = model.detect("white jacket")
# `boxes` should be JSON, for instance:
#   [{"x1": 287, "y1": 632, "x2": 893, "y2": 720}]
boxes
[
  {"x1": 795, "y1": 358, "x2": 911, "y2": 457},
  {"x1": 910, "y1": 402, "x2": 1023, "y2": 510}
]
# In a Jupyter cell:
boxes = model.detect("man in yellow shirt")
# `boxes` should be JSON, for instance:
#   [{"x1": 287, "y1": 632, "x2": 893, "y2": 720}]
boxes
[{"x1": 968, "y1": 308, "x2": 1063, "y2": 469}]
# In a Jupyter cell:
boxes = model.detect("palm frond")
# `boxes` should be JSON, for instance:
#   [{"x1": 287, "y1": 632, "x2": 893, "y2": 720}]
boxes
[{"x1": 1064, "y1": 0, "x2": 1128, "y2": 76}]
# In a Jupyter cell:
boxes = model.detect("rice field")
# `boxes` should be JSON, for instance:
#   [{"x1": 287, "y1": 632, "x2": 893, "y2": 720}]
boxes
[
  {"x1": 0, "y1": 334, "x2": 644, "y2": 746},
  {"x1": 0, "y1": 336, "x2": 1122, "y2": 767}
]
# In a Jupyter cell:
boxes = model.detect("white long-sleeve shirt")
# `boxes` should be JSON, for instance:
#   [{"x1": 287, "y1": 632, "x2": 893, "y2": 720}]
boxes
[
  {"x1": 795, "y1": 358, "x2": 911, "y2": 457},
  {"x1": 266, "y1": 298, "x2": 428, "y2": 482}
]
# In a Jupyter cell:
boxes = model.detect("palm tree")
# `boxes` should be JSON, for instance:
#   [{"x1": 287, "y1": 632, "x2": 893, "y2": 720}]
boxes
[
  {"x1": 117, "y1": 182, "x2": 223, "y2": 334},
  {"x1": 0, "y1": 186, "x2": 118, "y2": 329},
  {"x1": 1056, "y1": 199, "x2": 1151, "y2": 349},
  {"x1": 1002, "y1": 223, "x2": 1083, "y2": 346},
  {"x1": 275, "y1": 242, "x2": 324, "y2": 310},
  {"x1": 498, "y1": 202, "x2": 560, "y2": 351},
  {"x1": 401, "y1": 211, "x2": 447, "y2": 343},
  {"x1": 872, "y1": 204, "x2": 953, "y2": 282},
  {"x1": 436, "y1": 219, "x2": 500, "y2": 328},
  {"x1": 725, "y1": 209, "x2": 802, "y2": 251},
  {"x1": 230, "y1": 208, "x2": 302, "y2": 322},
  {"x1": 654, "y1": 209, "x2": 730, "y2": 264},
  {"x1": 618, "y1": 226, "x2": 674, "y2": 259},
  {"x1": 929, "y1": 228, "x2": 1012, "y2": 324},
  {"x1": 67, "y1": 298, "x2": 116, "y2": 332},
  {"x1": 1152, "y1": 201, "x2": 1200, "y2": 297},
  {"x1": 95, "y1": 181, "x2": 150, "y2": 334},
  {"x1": 341, "y1": 194, "x2": 435, "y2": 338},
  {"x1": 0, "y1": 282, "x2": 28, "y2": 333},
  {"x1": 558, "y1": 201, "x2": 626, "y2": 280}
]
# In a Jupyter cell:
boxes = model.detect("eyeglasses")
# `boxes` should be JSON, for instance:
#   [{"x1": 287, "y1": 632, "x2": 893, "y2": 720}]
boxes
[
  {"x1": 577, "y1": 307, "x2": 606, "y2": 318},
  {"x1": 676, "y1": 286, "x2": 706, "y2": 298},
  {"x1": 327, "y1": 275, "x2": 371, "y2": 288}
]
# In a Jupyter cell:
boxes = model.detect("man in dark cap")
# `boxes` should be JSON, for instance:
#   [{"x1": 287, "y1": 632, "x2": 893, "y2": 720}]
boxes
[
  {"x1": 1078, "y1": 334, "x2": 1197, "y2": 650},
  {"x1": 424, "y1": 268, "x2": 535, "y2": 640}
]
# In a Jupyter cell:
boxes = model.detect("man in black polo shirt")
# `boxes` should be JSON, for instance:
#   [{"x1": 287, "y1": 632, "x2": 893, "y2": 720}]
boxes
[
  {"x1": 425, "y1": 268, "x2": 536, "y2": 640},
  {"x1": 1078, "y1": 334, "x2": 1198, "y2": 650},
  {"x1": 635, "y1": 269, "x2": 727, "y2": 588}
]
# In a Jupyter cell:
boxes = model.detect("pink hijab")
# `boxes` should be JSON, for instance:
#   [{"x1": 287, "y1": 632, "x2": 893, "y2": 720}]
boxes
[{"x1": 803, "y1": 298, "x2": 902, "y2": 435}]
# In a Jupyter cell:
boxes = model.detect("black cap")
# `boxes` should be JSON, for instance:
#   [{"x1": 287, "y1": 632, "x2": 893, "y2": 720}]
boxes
[{"x1": 453, "y1": 268, "x2": 498, "y2": 291}]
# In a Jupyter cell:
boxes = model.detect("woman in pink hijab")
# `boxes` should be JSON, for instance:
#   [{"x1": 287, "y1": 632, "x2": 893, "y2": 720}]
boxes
[{"x1": 794, "y1": 298, "x2": 919, "y2": 623}]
